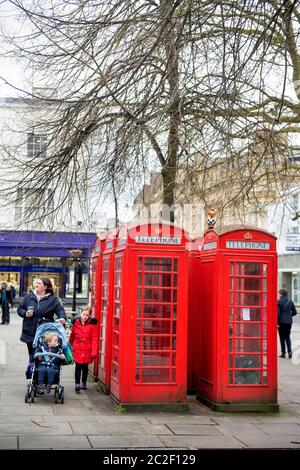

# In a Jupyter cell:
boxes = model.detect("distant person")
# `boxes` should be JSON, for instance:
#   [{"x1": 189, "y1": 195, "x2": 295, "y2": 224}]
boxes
[
  {"x1": 0, "y1": 282, "x2": 13, "y2": 325},
  {"x1": 17, "y1": 277, "x2": 67, "y2": 361},
  {"x1": 69, "y1": 306, "x2": 98, "y2": 392},
  {"x1": 278, "y1": 288, "x2": 297, "y2": 358}
]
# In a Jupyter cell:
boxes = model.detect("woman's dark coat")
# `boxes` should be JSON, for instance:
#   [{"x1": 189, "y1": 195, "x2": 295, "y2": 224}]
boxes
[
  {"x1": 278, "y1": 295, "x2": 297, "y2": 325},
  {"x1": 17, "y1": 292, "x2": 67, "y2": 344}
]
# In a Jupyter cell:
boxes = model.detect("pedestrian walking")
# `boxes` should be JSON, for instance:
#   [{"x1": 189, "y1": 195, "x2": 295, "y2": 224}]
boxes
[
  {"x1": 0, "y1": 281, "x2": 13, "y2": 325},
  {"x1": 69, "y1": 306, "x2": 98, "y2": 392},
  {"x1": 17, "y1": 277, "x2": 67, "y2": 363},
  {"x1": 278, "y1": 288, "x2": 297, "y2": 358}
]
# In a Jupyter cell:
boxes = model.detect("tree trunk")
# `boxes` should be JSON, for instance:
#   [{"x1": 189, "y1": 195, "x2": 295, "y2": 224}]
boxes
[{"x1": 160, "y1": 0, "x2": 181, "y2": 223}]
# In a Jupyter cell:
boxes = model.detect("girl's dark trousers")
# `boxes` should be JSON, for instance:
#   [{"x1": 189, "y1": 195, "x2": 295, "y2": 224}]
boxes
[{"x1": 75, "y1": 363, "x2": 88, "y2": 384}]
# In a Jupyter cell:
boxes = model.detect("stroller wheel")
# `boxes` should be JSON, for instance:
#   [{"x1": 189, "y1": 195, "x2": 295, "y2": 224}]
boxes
[
  {"x1": 25, "y1": 384, "x2": 33, "y2": 404},
  {"x1": 58, "y1": 386, "x2": 64, "y2": 404},
  {"x1": 54, "y1": 386, "x2": 59, "y2": 403}
]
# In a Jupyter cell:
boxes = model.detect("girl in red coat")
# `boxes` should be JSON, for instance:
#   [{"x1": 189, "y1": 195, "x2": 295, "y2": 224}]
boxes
[{"x1": 69, "y1": 306, "x2": 98, "y2": 392}]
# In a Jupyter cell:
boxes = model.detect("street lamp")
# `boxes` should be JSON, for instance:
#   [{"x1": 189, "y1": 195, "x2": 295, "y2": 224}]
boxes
[{"x1": 68, "y1": 249, "x2": 83, "y2": 313}]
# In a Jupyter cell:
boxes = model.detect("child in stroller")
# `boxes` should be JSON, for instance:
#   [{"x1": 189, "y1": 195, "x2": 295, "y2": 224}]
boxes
[{"x1": 25, "y1": 322, "x2": 70, "y2": 404}]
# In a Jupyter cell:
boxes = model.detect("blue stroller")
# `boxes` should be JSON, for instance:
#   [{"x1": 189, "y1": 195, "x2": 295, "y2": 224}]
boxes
[{"x1": 25, "y1": 322, "x2": 71, "y2": 404}]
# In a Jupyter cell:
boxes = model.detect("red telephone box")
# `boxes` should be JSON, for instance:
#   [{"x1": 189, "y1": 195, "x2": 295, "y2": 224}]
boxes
[
  {"x1": 109, "y1": 223, "x2": 188, "y2": 409},
  {"x1": 89, "y1": 233, "x2": 107, "y2": 378},
  {"x1": 97, "y1": 229, "x2": 118, "y2": 392},
  {"x1": 187, "y1": 236, "x2": 203, "y2": 393},
  {"x1": 193, "y1": 226, "x2": 278, "y2": 411}
]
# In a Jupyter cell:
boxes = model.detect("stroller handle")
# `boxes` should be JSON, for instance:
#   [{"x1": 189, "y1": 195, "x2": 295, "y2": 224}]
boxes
[{"x1": 33, "y1": 352, "x2": 63, "y2": 359}]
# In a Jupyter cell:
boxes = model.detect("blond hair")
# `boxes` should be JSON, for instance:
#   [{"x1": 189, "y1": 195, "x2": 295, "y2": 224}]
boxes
[{"x1": 44, "y1": 332, "x2": 58, "y2": 344}]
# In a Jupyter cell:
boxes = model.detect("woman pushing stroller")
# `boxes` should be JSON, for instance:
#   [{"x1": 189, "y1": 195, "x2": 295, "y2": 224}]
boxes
[{"x1": 17, "y1": 278, "x2": 67, "y2": 367}]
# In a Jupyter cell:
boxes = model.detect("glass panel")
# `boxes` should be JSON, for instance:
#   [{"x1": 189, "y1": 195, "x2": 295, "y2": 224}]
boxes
[
  {"x1": 173, "y1": 259, "x2": 178, "y2": 272},
  {"x1": 171, "y1": 368, "x2": 176, "y2": 382},
  {"x1": 237, "y1": 263, "x2": 261, "y2": 276},
  {"x1": 173, "y1": 305, "x2": 177, "y2": 318},
  {"x1": 236, "y1": 278, "x2": 262, "y2": 291},
  {"x1": 235, "y1": 370, "x2": 261, "y2": 384},
  {"x1": 229, "y1": 339, "x2": 233, "y2": 352},
  {"x1": 229, "y1": 323, "x2": 233, "y2": 337},
  {"x1": 235, "y1": 323, "x2": 261, "y2": 337},
  {"x1": 235, "y1": 355, "x2": 262, "y2": 368},
  {"x1": 235, "y1": 308, "x2": 266, "y2": 322},
  {"x1": 229, "y1": 370, "x2": 233, "y2": 384},
  {"x1": 144, "y1": 273, "x2": 172, "y2": 286},
  {"x1": 235, "y1": 339, "x2": 261, "y2": 352},
  {"x1": 138, "y1": 352, "x2": 171, "y2": 366},
  {"x1": 237, "y1": 292, "x2": 261, "y2": 306},
  {"x1": 141, "y1": 368, "x2": 170, "y2": 383},
  {"x1": 137, "y1": 336, "x2": 171, "y2": 350},
  {"x1": 143, "y1": 304, "x2": 172, "y2": 318},
  {"x1": 142, "y1": 320, "x2": 171, "y2": 335},
  {"x1": 173, "y1": 274, "x2": 178, "y2": 287},
  {"x1": 144, "y1": 289, "x2": 172, "y2": 302},
  {"x1": 144, "y1": 258, "x2": 172, "y2": 272}
]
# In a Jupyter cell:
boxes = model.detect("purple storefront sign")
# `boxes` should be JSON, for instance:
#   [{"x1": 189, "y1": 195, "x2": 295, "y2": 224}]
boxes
[{"x1": 0, "y1": 231, "x2": 97, "y2": 257}]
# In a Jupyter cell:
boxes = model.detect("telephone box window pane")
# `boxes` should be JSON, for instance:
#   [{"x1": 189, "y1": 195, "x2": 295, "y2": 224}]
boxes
[
  {"x1": 141, "y1": 352, "x2": 171, "y2": 366},
  {"x1": 141, "y1": 368, "x2": 170, "y2": 383},
  {"x1": 263, "y1": 370, "x2": 268, "y2": 384},
  {"x1": 142, "y1": 320, "x2": 171, "y2": 335},
  {"x1": 230, "y1": 293, "x2": 234, "y2": 306},
  {"x1": 229, "y1": 355, "x2": 233, "y2": 368},
  {"x1": 235, "y1": 355, "x2": 261, "y2": 368},
  {"x1": 237, "y1": 278, "x2": 262, "y2": 291},
  {"x1": 115, "y1": 287, "x2": 120, "y2": 300},
  {"x1": 138, "y1": 288, "x2": 142, "y2": 300},
  {"x1": 173, "y1": 290, "x2": 177, "y2": 303},
  {"x1": 138, "y1": 274, "x2": 142, "y2": 286},
  {"x1": 138, "y1": 258, "x2": 142, "y2": 271},
  {"x1": 171, "y1": 369, "x2": 176, "y2": 382},
  {"x1": 144, "y1": 258, "x2": 172, "y2": 272},
  {"x1": 237, "y1": 263, "x2": 261, "y2": 276},
  {"x1": 229, "y1": 371, "x2": 233, "y2": 384},
  {"x1": 112, "y1": 364, "x2": 118, "y2": 379},
  {"x1": 138, "y1": 336, "x2": 171, "y2": 350},
  {"x1": 173, "y1": 259, "x2": 178, "y2": 271},
  {"x1": 230, "y1": 277, "x2": 234, "y2": 290},
  {"x1": 236, "y1": 323, "x2": 261, "y2": 337},
  {"x1": 229, "y1": 339, "x2": 233, "y2": 352},
  {"x1": 173, "y1": 305, "x2": 177, "y2": 318},
  {"x1": 137, "y1": 304, "x2": 142, "y2": 317},
  {"x1": 235, "y1": 339, "x2": 261, "y2": 352},
  {"x1": 144, "y1": 289, "x2": 172, "y2": 302},
  {"x1": 172, "y1": 353, "x2": 176, "y2": 366},
  {"x1": 173, "y1": 274, "x2": 178, "y2": 287},
  {"x1": 237, "y1": 292, "x2": 261, "y2": 306},
  {"x1": 172, "y1": 322, "x2": 177, "y2": 334},
  {"x1": 144, "y1": 273, "x2": 172, "y2": 286},
  {"x1": 143, "y1": 304, "x2": 172, "y2": 318},
  {"x1": 235, "y1": 371, "x2": 261, "y2": 384}
]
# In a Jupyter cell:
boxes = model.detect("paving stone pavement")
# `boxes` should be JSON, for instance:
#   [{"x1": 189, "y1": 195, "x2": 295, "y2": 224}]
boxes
[{"x1": 0, "y1": 313, "x2": 300, "y2": 449}]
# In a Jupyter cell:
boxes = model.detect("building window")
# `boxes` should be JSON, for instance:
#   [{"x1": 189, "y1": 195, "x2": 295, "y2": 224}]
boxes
[
  {"x1": 27, "y1": 133, "x2": 47, "y2": 158},
  {"x1": 15, "y1": 188, "x2": 54, "y2": 221}
]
